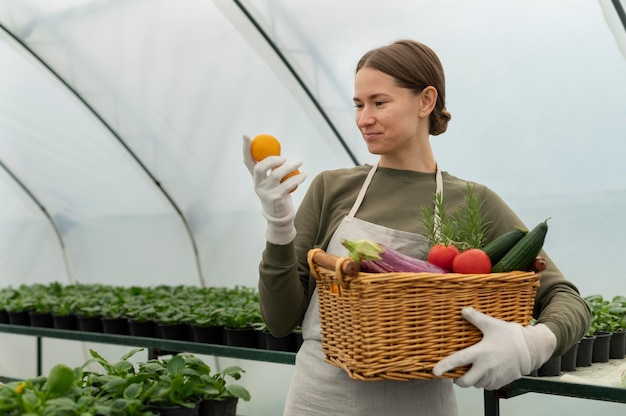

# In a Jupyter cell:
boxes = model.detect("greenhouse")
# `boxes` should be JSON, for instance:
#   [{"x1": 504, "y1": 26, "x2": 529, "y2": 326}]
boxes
[{"x1": 1, "y1": 0, "x2": 626, "y2": 415}]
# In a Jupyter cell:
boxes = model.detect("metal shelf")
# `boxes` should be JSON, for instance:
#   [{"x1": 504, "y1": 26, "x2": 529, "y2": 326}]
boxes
[
  {"x1": 485, "y1": 360, "x2": 626, "y2": 415},
  {"x1": 0, "y1": 323, "x2": 296, "y2": 372},
  {"x1": 5, "y1": 322, "x2": 625, "y2": 416}
]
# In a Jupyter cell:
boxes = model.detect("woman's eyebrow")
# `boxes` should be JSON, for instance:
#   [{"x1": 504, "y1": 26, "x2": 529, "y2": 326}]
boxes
[{"x1": 353, "y1": 93, "x2": 388, "y2": 101}]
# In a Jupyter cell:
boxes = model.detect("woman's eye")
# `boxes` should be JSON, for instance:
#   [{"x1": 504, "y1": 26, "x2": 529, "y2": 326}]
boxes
[
  {"x1": 353, "y1": 103, "x2": 363, "y2": 109},
  {"x1": 375, "y1": 101, "x2": 385, "y2": 107}
]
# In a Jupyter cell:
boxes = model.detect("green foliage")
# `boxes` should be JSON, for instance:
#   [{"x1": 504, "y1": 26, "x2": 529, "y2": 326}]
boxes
[
  {"x1": 420, "y1": 183, "x2": 490, "y2": 251},
  {"x1": 0, "y1": 283, "x2": 262, "y2": 413},
  {"x1": 0, "y1": 347, "x2": 250, "y2": 414},
  {"x1": 584, "y1": 294, "x2": 626, "y2": 334},
  {"x1": 0, "y1": 283, "x2": 263, "y2": 330}
]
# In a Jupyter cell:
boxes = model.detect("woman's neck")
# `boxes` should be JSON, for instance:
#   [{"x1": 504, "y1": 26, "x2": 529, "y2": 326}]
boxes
[{"x1": 378, "y1": 143, "x2": 437, "y2": 173}]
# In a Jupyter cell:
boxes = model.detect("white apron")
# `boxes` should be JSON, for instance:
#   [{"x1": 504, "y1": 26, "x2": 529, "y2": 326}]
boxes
[{"x1": 284, "y1": 164, "x2": 458, "y2": 416}]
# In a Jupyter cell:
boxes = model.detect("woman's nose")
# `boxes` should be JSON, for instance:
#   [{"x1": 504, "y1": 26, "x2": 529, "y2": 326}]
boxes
[{"x1": 357, "y1": 107, "x2": 374, "y2": 127}]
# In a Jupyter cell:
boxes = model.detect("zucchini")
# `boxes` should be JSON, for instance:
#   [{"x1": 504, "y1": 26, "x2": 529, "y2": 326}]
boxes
[
  {"x1": 491, "y1": 219, "x2": 549, "y2": 273},
  {"x1": 481, "y1": 227, "x2": 528, "y2": 265}
]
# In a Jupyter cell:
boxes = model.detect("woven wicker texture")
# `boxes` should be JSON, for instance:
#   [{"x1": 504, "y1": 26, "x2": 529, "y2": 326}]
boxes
[{"x1": 307, "y1": 248, "x2": 541, "y2": 381}]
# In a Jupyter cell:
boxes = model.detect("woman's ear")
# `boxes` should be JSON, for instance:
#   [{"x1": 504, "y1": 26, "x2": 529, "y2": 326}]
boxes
[{"x1": 419, "y1": 86, "x2": 438, "y2": 117}]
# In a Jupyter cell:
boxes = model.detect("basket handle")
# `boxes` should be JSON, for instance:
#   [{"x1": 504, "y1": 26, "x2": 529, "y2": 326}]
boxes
[
  {"x1": 308, "y1": 248, "x2": 360, "y2": 282},
  {"x1": 532, "y1": 257, "x2": 547, "y2": 272}
]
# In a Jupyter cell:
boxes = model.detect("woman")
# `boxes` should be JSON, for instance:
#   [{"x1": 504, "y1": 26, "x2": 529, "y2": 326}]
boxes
[{"x1": 242, "y1": 39, "x2": 591, "y2": 415}]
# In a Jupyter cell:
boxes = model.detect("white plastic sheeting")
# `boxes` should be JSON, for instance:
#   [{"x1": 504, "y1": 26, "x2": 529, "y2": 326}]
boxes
[
  {"x1": 1, "y1": 1, "x2": 626, "y2": 415},
  {"x1": 0, "y1": 1, "x2": 350, "y2": 289}
]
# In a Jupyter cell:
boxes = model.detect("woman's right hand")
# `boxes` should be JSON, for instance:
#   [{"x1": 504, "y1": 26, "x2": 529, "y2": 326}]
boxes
[{"x1": 242, "y1": 135, "x2": 306, "y2": 245}]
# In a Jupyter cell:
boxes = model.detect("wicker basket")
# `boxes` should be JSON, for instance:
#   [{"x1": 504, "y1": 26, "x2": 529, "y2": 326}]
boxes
[{"x1": 307, "y1": 248, "x2": 542, "y2": 381}]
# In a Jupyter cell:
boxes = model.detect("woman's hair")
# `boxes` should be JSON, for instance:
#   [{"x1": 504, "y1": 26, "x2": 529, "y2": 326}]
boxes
[{"x1": 356, "y1": 40, "x2": 451, "y2": 136}]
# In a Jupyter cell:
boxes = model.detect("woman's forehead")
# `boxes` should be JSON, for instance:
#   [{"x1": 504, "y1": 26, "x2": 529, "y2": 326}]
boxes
[{"x1": 353, "y1": 67, "x2": 402, "y2": 99}]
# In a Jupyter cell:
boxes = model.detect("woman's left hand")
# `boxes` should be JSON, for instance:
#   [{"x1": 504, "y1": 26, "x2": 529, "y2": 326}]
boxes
[{"x1": 432, "y1": 307, "x2": 556, "y2": 390}]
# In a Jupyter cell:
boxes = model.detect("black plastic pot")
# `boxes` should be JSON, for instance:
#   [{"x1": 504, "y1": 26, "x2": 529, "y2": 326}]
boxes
[
  {"x1": 158, "y1": 323, "x2": 192, "y2": 341},
  {"x1": 591, "y1": 331, "x2": 611, "y2": 363},
  {"x1": 101, "y1": 317, "x2": 130, "y2": 335},
  {"x1": 7, "y1": 311, "x2": 30, "y2": 326},
  {"x1": 77, "y1": 315, "x2": 103, "y2": 333},
  {"x1": 52, "y1": 314, "x2": 78, "y2": 330},
  {"x1": 576, "y1": 335, "x2": 595, "y2": 367},
  {"x1": 560, "y1": 340, "x2": 579, "y2": 372},
  {"x1": 538, "y1": 355, "x2": 561, "y2": 377},
  {"x1": 29, "y1": 311, "x2": 54, "y2": 328},
  {"x1": 191, "y1": 325, "x2": 223, "y2": 344},
  {"x1": 262, "y1": 330, "x2": 297, "y2": 352},
  {"x1": 609, "y1": 330, "x2": 625, "y2": 359},
  {"x1": 294, "y1": 330, "x2": 304, "y2": 352},
  {"x1": 149, "y1": 403, "x2": 200, "y2": 416},
  {"x1": 199, "y1": 397, "x2": 238, "y2": 416},
  {"x1": 223, "y1": 327, "x2": 257, "y2": 348},
  {"x1": 128, "y1": 319, "x2": 157, "y2": 338}
]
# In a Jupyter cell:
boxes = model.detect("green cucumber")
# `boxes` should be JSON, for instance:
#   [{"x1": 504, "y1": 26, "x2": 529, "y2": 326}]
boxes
[
  {"x1": 491, "y1": 219, "x2": 549, "y2": 273},
  {"x1": 481, "y1": 227, "x2": 528, "y2": 265}
]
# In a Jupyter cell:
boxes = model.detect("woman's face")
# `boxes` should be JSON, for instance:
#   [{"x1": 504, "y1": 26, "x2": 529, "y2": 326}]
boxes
[{"x1": 353, "y1": 67, "x2": 424, "y2": 157}]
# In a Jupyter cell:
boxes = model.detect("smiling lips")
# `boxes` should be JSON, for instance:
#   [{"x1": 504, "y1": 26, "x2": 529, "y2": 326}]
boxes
[{"x1": 362, "y1": 132, "x2": 382, "y2": 141}]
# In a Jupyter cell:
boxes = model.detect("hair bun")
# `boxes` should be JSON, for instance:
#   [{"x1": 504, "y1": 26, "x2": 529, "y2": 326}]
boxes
[{"x1": 430, "y1": 107, "x2": 451, "y2": 136}]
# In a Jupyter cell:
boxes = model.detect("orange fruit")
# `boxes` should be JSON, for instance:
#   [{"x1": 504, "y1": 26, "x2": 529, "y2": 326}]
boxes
[
  {"x1": 280, "y1": 169, "x2": 300, "y2": 183},
  {"x1": 251, "y1": 133, "x2": 301, "y2": 192},
  {"x1": 251, "y1": 134, "x2": 281, "y2": 161}
]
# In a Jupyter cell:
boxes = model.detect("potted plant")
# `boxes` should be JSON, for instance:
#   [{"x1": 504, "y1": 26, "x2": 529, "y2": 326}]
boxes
[
  {"x1": 0, "y1": 359, "x2": 151, "y2": 416},
  {"x1": 1, "y1": 285, "x2": 33, "y2": 326},
  {"x1": 585, "y1": 294, "x2": 623, "y2": 362},
  {"x1": 74, "y1": 302, "x2": 104, "y2": 333},
  {"x1": 0, "y1": 287, "x2": 11, "y2": 323},
  {"x1": 0, "y1": 363, "x2": 82, "y2": 415},
  {"x1": 606, "y1": 295, "x2": 626, "y2": 359},
  {"x1": 81, "y1": 348, "x2": 159, "y2": 415},
  {"x1": 26, "y1": 285, "x2": 56, "y2": 328},
  {"x1": 154, "y1": 305, "x2": 193, "y2": 341},
  {"x1": 197, "y1": 366, "x2": 251, "y2": 416},
  {"x1": 100, "y1": 300, "x2": 131, "y2": 335},
  {"x1": 141, "y1": 353, "x2": 207, "y2": 415},
  {"x1": 127, "y1": 303, "x2": 159, "y2": 338},
  {"x1": 83, "y1": 348, "x2": 250, "y2": 416},
  {"x1": 51, "y1": 295, "x2": 79, "y2": 330},
  {"x1": 187, "y1": 306, "x2": 226, "y2": 344},
  {"x1": 221, "y1": 306, "x2": 262, "y2": 348}
]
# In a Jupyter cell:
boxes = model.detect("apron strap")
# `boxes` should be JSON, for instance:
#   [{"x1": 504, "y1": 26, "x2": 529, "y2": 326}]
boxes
[
  {"x1": 348, "y1": 163, "x2": 378, "y2": 218},
  {"x1": 434, "y1": 166, "x2": 443, "y2": 241},
  {"x1": 348, "y1": 162, "x2": 444, "y2": 225}
]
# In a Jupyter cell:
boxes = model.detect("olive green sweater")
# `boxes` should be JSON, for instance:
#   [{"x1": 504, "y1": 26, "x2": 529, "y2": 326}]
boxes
[{"x1": 258, "y1": 165, "x2": 591, "y2": 356}]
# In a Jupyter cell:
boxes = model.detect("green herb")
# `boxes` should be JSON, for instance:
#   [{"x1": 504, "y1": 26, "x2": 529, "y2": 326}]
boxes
[
  {"x1": 420, "y1": 183, "x2": 490, "y2": 251},
  {"x1": 455, "y1": 183, "x2": 490, "y2": 250}
]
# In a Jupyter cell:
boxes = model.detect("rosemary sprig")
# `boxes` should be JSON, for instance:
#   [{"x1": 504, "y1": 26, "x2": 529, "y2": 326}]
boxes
[
  {"x1": 455, "y1": 183, "x2": 490, "y2": 251},
  {"x1": 420, "y1": 183, "x2": 490, "y2": 251},
  {"x1": 420, "y1": 192, "x2": 456, "y2": 246}
]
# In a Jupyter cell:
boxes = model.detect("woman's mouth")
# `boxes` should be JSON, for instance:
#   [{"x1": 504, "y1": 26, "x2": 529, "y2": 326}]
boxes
[{"x1": 362, "y1": 132, "x2": 381, "y2": 141}]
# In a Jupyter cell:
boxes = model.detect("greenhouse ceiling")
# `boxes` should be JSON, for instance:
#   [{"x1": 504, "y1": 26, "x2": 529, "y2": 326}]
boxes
[{"x1": 0, "y1": 0, "x2": 625, "y2": 290}]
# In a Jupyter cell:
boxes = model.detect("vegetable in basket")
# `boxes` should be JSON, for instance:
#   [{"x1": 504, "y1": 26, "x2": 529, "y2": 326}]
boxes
[
  {"x1": 341, "y1": 238, "x2": 447, "y2": 274},
  {"x1": 421, "y1": 183, "x2": 491, "y2": 272},
  {"x1": 491, "y1": 218, "x2": 549, "y2": 273}
]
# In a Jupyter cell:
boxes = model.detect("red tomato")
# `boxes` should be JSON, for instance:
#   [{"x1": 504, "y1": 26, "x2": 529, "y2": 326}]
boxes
[
  {"x1": 452, "y1": 249, "x2": 492, "y2": 274},
  {"x1": 427, "y1": 244, "x2": 460, "y2": 272}
]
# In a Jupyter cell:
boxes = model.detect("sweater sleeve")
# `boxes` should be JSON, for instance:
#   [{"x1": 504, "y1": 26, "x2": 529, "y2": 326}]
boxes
[
  {"x1": 533, "y1": 254, "x2": 592, "y2": 356},
  {"x1": 257, "y1": 242, "x2": 309, "y2": 337},
  {"x1": 478, "y1": 185, "x2": 592, "y2": 356},
  {"x1": 257, "y1": 172, "x2": 327, "y2": 337}
]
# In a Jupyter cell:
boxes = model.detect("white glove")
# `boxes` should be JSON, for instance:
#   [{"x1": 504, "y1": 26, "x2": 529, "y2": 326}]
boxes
[
  {"x1": 432, "y1": 307, "x2": 556, "y2": 390},
  {"x1": 242, "y1": 135, "x2": 306, "y2": 245}
]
